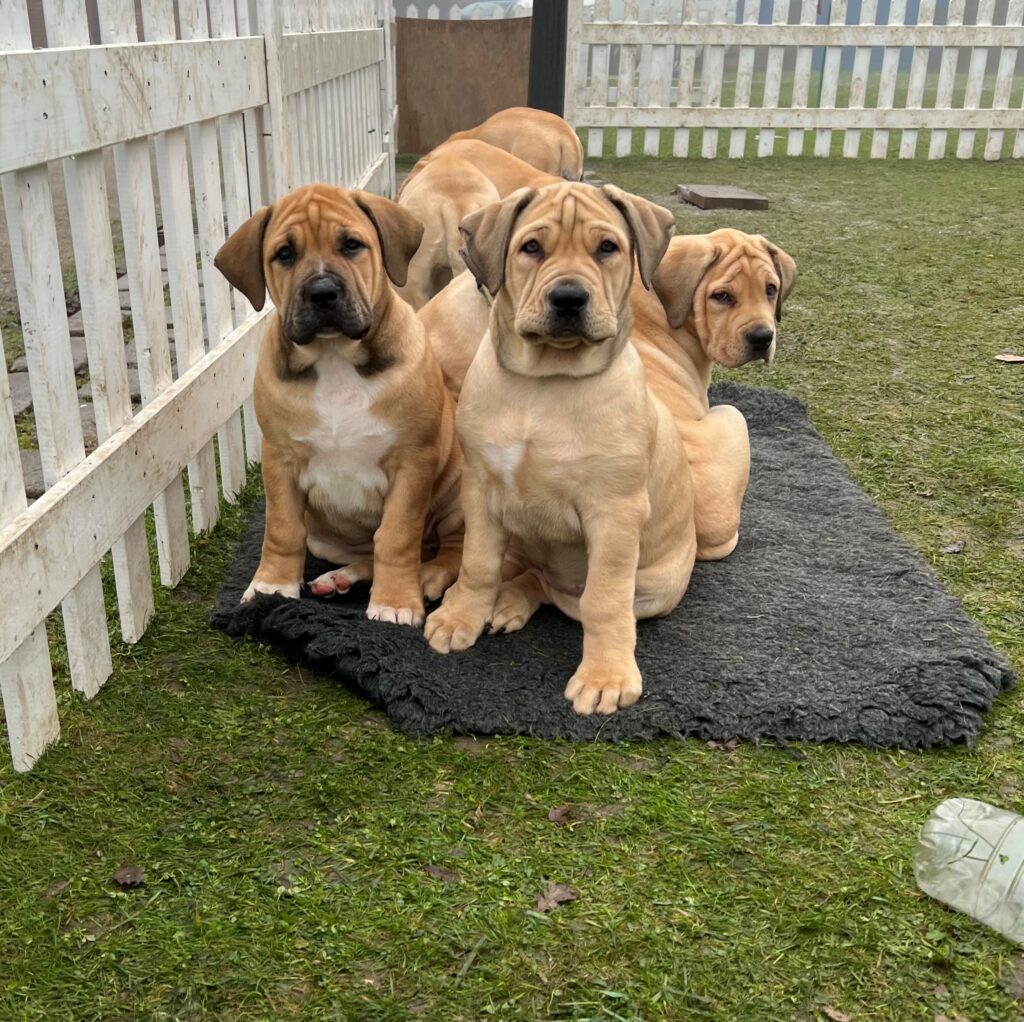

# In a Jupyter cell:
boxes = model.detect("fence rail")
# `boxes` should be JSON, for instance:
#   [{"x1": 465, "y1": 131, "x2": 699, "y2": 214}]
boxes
[
  {"x1": 0, "y1": 0, "x2": 396, "y2": 773},
  {"x1": 565, "y1": 0, "x2": 1024, "y2": 159}
]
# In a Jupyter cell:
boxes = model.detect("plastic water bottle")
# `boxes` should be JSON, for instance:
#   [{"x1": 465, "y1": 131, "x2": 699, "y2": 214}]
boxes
[{"x1": 915, "y1": 797, "x2": 1024, "y2": 945}]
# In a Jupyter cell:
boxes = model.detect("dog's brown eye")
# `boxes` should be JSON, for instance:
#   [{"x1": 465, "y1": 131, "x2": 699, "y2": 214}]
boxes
[
  {"x1": 598, "y1": 240, "x2": 618, "y2": 255},
  {"x1": 342, "y1": 238, "x2": 364, "y2": 255},
  {"x1": 711, "y1": 290, "x2": 733, "y2": 304},
  {"x1": 766, "y1": 283, "x2": 778, "y2": 298},
  {"x1": 273, "y1": 244, "x2": 296, "y2": 267},
  {"x1": 521, "y1": 239, "x2": 541, "y2": 256}
]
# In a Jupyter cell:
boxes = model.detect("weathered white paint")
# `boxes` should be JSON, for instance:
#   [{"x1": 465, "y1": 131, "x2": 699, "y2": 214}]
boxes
[
  {"x1": 986, "y1": 0, "x2": 1024, "y2": 161},
  {"x1": 0, "y1": 39, "x2": 267, "y2": 175},
  {"x1": 899, "y1": 0, "x2": 934, "y2": 160},
  {"x1": 1, "y1": 0, "x2": 395, "y2": 771},
  {"x1": 957, "y1": 0, "x2": 994, "y2": 159},
  {"x1": 701, "y1": 0, "x2": 728, "y2": 158},
  {"x1": 729, "y1": 0, "x2": 759, "y2": 159},
  {"x1": 814, "y1": 0, "x2": 848, "y2": 158},
  {"x1": 577, "y1": 22, "x2": 1024, "y2": 46},
  {"x1": 2, "y1": 165, "x2": 113, "y2": 701},
  {"x1": 574, "y1": 107, "x2": 1024, "y2": 130},
  {"x1": 587, "y1": 0, "x2": 611, "y2": 158},
  {"x1": 48, "y1": 0, "x2": 154, "y2": 646},
  {"x1": 280, "y1": 28, "x2": 385, "y2": 96},
  {"x1": 929, "y1": 0, "x2": 965, "y2": 159},
  {"x1": 788, "y1": 0, "x2": 817, "y2": 157},
  {"x1": 0, "y1": 313, "x2": 269, "y2": 666},
  {"x1": 568, "y1": 0, "x2": 1024, "y2": 161},
  {"x1": 101, "y1": 1, "x2": 194, "y2": 585},
  {"x1": 758, "y1": 0, "x2": 788, "y2": 158}
]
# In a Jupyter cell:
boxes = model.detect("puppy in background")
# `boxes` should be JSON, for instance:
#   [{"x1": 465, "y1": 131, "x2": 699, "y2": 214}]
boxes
[
  {"x1": 639, "y1": 229, "x2": 797, "y2": 559},
  {"x1": 442, "y1": 107, "x2": 584, "y2": 180},
  {"x1": 215, "y1": 184, "x2": 462, "y2": 626},
  {"x1": 397, "y1": 141, "x2": 561, "y2": 309}
]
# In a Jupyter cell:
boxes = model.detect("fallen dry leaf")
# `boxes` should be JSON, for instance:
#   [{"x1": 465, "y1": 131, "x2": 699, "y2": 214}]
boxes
[
  {"x1": 44, "y1": 879, "x2": 70, "y2": 899},
  {"x1": 112, "y1": 866, "x2": 144, "y2": 888},
  {"x1": 940, "y1": 540, "x2": 966, "y2": 555},
  {"x1": 424, "y1": 864, "x2": 462, "y2": 884},
  {"x1": 934, "y1": 1015, "x2": 971, "y2": 1022},
  {"x1": 999, "y1": 956, "x2": 1024, "y2": 1001},
  {"x1": 548, "y1": 805, "x2": 572, "y2": 826},
  {"x1": 823, "y1": 1008, "x2": 851, "y2": 1022},
  {"x1": 534, "y1": 882, "x2": 577, "y2": 913},
  {"x1": 706, "y1": 738, "x2": 739, "y2": 752},
  {"x1": 994, "y1": 352, "x2": 1024, "y2": 363}
]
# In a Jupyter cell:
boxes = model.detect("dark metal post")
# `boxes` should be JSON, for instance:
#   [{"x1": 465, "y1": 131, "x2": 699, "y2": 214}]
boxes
[{"x1": 527, "y1": 0, "x2": 569, "y2": 115}]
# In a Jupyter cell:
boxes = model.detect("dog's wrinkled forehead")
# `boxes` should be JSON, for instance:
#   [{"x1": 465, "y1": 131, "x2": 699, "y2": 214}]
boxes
[
  {"x1": 265, "y1": 187, "x2": 372, "y2": 255},
  {"x1": 518, "y1": 181, "x2": 627, "y2": 237},
  {"x1": 711, "y1": 235, "x2": 777, "y2": 281}
]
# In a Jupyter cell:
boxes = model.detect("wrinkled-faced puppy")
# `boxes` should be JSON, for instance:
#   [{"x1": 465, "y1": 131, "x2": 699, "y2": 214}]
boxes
[
  {"x1": 424, "y1": 183, "x2": 698, "y2": 716},
  {"x1": 397, "y1": 140, "x2": 561, "y2": 309},
  {"x1": 631, "y1": 228, "x2": 797, "y2": 560},
  {"x1": 214, "y1": 184, "x2": 462, "y2": 625}
]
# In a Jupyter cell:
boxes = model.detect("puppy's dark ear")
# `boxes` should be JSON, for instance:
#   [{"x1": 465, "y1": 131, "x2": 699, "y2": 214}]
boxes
[
  {"x1": 601, "y1": 184, "x2": 676, "y2": 289},
  {"x1": 761, "y1": 238, "x2": 797, "y2": 322},
  {"x1": 652, "y1": 236, "x2": 720, "y2": 329},
  {"x1": 215, "y1": 205, "x2": 273, "y2": 311},
  {"x1": 459, "y1": 188, "x2": 536, "y2": 296},
  {"x1": 355, "y1": 191, "x2": 425, "y2": 288}
]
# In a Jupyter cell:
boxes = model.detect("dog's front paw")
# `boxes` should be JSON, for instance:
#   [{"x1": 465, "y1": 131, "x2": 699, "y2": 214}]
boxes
[
  {"x1": 424, "y1": 601, "x2": 487, "y2": 653},
  {"x1": 366, "y1": 601, "x2": 425, "y2": 627},
  {"x1": 241, "y1": 579, "x2": 301, "y2": 604},
  {"x1": 564, "y1": 661, "x2": 643, "y2": 715}
]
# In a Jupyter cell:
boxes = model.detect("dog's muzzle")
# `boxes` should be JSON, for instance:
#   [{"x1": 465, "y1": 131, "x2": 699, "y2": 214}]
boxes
[{"x1": 286, "y1": 272, "x2": 371, "y2": 345}]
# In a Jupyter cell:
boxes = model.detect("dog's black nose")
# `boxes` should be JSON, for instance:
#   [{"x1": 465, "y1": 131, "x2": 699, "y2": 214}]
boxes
[
  {"x1": 306, "y1": 275, "x2": 341, "y2": 310},
  {"x1": 746, "y1": 325, "x2": 775, "y2": 351},
  {"x1": 548, "y1": 282, "x2": 590, "y2": 317}
]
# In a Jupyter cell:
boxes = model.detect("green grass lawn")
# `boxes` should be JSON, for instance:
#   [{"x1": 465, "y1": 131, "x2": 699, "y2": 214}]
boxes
[{"x1": 1, "y1": 156, "x2": 1023, "y2": 1021}]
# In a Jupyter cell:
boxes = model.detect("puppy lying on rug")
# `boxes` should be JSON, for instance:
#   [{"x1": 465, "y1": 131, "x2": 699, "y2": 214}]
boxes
[
  {"x1": 214, "y1": 185, "x2": 462, "y2": 627},
  {"x1": 421, "y1": 229, "x2": 797, "y2": 561},
  {"x1": 424, "y1": 182, "x2": 698, "y2": 715}
]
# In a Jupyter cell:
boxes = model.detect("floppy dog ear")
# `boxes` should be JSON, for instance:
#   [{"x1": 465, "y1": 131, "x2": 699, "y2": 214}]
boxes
[
  {"x1": 355, "y1": 192, "x2": 425, "y2": 288},
  {"x1": 652, "y1": 236, "x2": 721, "y2": 330},
  {"x1": 601, "y1": 185, "x2": 676, "y2": 290},
  {"x1": 761, "y1": 239, "x2": 797, "y2": 322},
  {"x1": 215, "y1": 205, "x2": 273, "y2": 311},
  {"x1": 459, "y1": 188, "x2": 536, "y2": 296}
]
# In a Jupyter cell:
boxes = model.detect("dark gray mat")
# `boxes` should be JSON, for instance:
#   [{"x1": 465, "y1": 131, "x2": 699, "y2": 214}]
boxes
[{"x1": 210, "y1": 382, "x2": 1014, "y2": 748}]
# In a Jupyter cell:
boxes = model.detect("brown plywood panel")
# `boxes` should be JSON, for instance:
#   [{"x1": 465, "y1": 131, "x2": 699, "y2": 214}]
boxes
[
  {"x1": 676, "y1": 185, "x2": 770, "y2": 210},
  {"x1": 396, "y1": 17, "x2": 531, "y2": 155}
]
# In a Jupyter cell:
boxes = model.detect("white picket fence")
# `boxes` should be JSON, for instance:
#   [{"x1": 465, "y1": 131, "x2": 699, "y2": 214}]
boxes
[
  {"x1": 0, "y1": 0, "x2": 396, "y2": 773},
  {"x1": 566, "y1": 0, "x2": 1024, "y2": 159}
]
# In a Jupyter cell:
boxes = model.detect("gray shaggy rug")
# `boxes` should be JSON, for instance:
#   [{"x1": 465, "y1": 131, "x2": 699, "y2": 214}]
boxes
[{"x1": 210, "y1": 382, "x2": 1013, "y2": 748}]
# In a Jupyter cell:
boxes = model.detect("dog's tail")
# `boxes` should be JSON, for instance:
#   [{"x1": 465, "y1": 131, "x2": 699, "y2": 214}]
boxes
[{"x1": 560, "y1": 131, "x2": 585, "y2": 181}]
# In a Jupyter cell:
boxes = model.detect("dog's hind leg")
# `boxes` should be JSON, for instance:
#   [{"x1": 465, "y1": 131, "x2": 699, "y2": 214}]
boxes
[
  {"x1": 685, "y1": 405, "x2": 750, "y2": 561},
  {"x1": 308, "y1": 560, "x2": 374, "y2": 597}
]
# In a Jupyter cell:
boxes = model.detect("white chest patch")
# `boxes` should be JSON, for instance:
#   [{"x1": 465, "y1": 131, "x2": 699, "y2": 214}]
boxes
[
  {"x1": 482, "y1": 440, "x2": 525, "y2": 488},
  {"x1": 299, "y1": 353, "x2": 396, "y2": 517}
]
